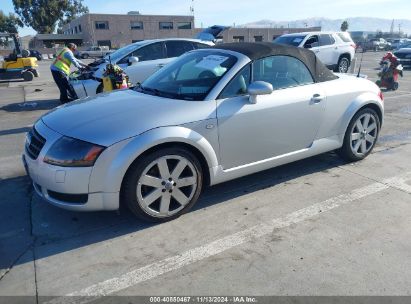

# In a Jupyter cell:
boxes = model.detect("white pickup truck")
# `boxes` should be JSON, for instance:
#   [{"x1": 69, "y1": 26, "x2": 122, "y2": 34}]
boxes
[{"x1": 76, "y1": 46, "x2": 113, "y2": 59}]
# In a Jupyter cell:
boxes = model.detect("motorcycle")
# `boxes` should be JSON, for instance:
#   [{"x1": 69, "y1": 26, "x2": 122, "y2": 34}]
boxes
[{"x1": 376, "y1": 59, "x2": 403, "y2": 91}]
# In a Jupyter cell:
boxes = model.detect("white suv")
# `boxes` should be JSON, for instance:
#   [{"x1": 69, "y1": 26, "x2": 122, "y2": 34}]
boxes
[{"x1": 274, "y1": 31, "x2": 356, "y2": 73}]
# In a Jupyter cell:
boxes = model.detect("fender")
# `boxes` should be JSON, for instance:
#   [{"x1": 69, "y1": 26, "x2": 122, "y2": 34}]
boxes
[
  {"x1": 337, "y1": 92, "x2": 384, "y2": 142},
  {"x1": 89, "y1": 125, "x2": 219, "y2": 195}
]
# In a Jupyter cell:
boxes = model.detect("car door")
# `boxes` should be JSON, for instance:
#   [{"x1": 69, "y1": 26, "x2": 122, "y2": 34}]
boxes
[
  {"x1": 123, "y1": 42, "x2": 167, "y2": 85},
  {"x1": 318, "y1": 34, "x2": 337, "y2": 66},
  {"x1": 217, "y1": 55, "x2": 326, "y2": 169}
]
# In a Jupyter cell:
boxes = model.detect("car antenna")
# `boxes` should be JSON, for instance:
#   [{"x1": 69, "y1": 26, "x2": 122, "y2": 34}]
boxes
[{"x1": 357, "y1": 49, "x2": 365, "y2": 77}]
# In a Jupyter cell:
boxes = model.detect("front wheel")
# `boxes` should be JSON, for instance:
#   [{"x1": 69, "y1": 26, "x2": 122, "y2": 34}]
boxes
[
  {"x1": 338, "y1": 108, "x2": 380, "y2": 162},
  {"x1": 122, "y1": 147, "x2": 203, "y2": 222}
]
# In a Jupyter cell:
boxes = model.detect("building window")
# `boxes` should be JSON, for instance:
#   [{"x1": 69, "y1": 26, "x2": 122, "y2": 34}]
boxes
[
  {"x1": 97, "y1": 40, "x2": 111, "y2": 48},
  {"x1": 78, "y1": 24, "x2": 82, "y2": 32},
  {"x1": 74, "y1": 26, "x2": 78, "y2": 34},
  {"x1": 130, "y1": 21, "x2": 143, "y2": 30},
  {"x1": 159, "y1": 22, "x2": 173, "y2": 30},
  {"x1": 233, "y1": 36, "x2": 244, "y2": 42},
  {"x1": 95, "y1": 21, "x2": 109, "y2": 30},
  {"x1": 254, "y1": 36, "x2": 263, "y2": 42},
  {"x1": 177, "y1": 22, "x2": 192, "y2": 29}
]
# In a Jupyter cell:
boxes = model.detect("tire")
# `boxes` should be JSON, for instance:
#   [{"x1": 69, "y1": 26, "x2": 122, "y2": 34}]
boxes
[
  {"x1": 338, "y1": 108, "x2": 380, "y2": 162},
  {"x1": 392, "y1": 82, "x2": 399, "y2": 91},
  {"x1": 22, "y1": 71, "x2": 34, "y2": 81},
  {"x1": 96, "y1": 83, "x2": 103, "y2": 94},
  {"x1": 32, "y1": 70, "x2": 39, "y2": 77},
  {"x1": 336, "y1": 56, "x2": 350, "y2": 73},
  {"x1": 122, "y1": 147, "x2": 203, "y2": 222}
]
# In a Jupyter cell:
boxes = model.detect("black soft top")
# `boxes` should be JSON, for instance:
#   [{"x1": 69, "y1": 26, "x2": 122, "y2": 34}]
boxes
[{"x1": 212, "y1": 42, "x2": 338, "y2": 83}]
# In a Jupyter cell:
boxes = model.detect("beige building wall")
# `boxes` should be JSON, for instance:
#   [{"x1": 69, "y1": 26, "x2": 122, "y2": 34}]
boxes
[
  {"x1": 62, "y1": 13, "x2": 321, "y2": 47},
  {"x1": 63, "y1": 14, "x2": 196, "y2": 48}
]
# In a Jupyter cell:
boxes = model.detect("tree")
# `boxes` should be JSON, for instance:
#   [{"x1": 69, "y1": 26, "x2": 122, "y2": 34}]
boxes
[
  {"x1": 0, "y1": 10, "x2": 23, "y2": 33},
  {"x1": 57, "y1": 0, "x2": 89, "y2": 33},
  {"x1": 340, "y1": 20, "x2": 349, "y2": 32},
  {"x1": 12, "y1": 0, "x2": 88, "y2": 34}
]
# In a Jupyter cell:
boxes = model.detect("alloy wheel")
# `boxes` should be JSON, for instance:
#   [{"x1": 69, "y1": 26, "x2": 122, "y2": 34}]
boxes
[
  {"x1": 136, "y1": 155, "x2": 198, "y2": 218},
  {"x1": 350, "y1": 113, "x2": 378, "y2": 157},
  {"x1": 339, "y1": 58, "x2": 349, "y2": 73}
]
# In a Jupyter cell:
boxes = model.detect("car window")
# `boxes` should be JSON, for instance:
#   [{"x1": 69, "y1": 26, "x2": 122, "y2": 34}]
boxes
[
  {"x1": 337, "y1": 32, "x2": 353, "y2": 43},
  {"x1": 140, "y1": 51, "x2": 237, "y2": 101},
  {"x1": 252, "y1": 55, "x2": 314, "y2": 90},
  {"x1": 274, "y1": 35, "x2": 307, "y2": 47},
  {"x1": 304, "y1": 36, "x2": 319, "y2": 48},
  {"x1": 319, "y1": 34, "x2": 334, "y2": 46},
  {"x1": 165, "y1": 41, "x2": 195, "y2": 58},
  {"x1": 219, "y1": 64, "x2": 251, "y2": 99},
  {"x1": 131, "y1": 42, "x2": 165, "y2": 61},
  {"x1": 193, "y1": 42, "x2": 212, "y2": 49}
]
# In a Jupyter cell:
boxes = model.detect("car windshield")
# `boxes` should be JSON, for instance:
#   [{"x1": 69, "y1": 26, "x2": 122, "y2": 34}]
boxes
[
  {"x1": 274, "y1": 35, "x2": 306, "y2": 47},
  {"x1": 138, "y1": 50, "x2": 237, "y2": 101},
  {"x1": 103, "y1": 41, "x2": 147, "y2": 62}
]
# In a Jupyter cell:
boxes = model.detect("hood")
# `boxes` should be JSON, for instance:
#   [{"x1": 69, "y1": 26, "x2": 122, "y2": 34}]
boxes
[
  {"x1": 41, "y1": 90, "x2": 216, "y2": 146},
  {"x1": 195, "y1": 25, "x2": 229, "y2": 42}
]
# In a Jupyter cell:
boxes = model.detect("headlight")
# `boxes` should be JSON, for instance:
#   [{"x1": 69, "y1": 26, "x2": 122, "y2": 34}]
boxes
[{"x1": 44, "y1": 136, "x2": 105, "y2": 167}]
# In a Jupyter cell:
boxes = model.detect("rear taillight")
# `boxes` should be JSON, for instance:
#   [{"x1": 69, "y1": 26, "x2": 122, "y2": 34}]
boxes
[{"x1": 378, "y1": 90, "x2": 384, "y2": 102}]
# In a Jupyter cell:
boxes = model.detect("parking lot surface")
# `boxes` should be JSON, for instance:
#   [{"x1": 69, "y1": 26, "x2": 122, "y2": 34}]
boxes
[{"x1": 0, "y1": 52, "x2": 411, "y2": 302}]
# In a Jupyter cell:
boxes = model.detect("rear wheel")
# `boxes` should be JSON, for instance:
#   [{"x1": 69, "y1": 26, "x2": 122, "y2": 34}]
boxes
[
  {"x1": 338, "y1": 108, "x2": 380, "y2": 161},
  {"x1": 336, "y1": 56, "x2": 350, "y2": 73},
  {"x1": 22, "y1": 71, "x2": 34, "y2": 81},
  {"x1": 392, "y1": 82, "x2": 399, "y2": 91},
  {"x1": 122, "y1": 147, "x2": 203, "y2": 222}
]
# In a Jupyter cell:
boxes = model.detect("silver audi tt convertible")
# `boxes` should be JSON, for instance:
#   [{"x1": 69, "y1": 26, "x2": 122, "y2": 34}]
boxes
[{"x1": 23, "y1": 42, "x2": 384, "y2": 222}]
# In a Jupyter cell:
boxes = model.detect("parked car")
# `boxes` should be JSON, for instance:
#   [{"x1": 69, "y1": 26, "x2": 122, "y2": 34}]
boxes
[
  {"x1": 394, "y1": 48, "x2": 411, "y2": 68},
  {"x1": 273, "y1": 31, "x2": 356, "y2": 73},
  {"x1": 29, "y1": 49, "x2": 42, "y2": 60},
  {"x1": 23, "y1": 42, "x2": 384, "y2": 222},
  {"x1": 75, "y1": 46, "x2": 113, "y2": 59},
  {"x1": 363, "y1": 38, "x2": 391, "y2": 52},
  {"x1": 70, "y1": 38, "x2": 214, "y2": 98},
  {"x1": 390, "y1": 38, "x2": 410, "y2": 50}
]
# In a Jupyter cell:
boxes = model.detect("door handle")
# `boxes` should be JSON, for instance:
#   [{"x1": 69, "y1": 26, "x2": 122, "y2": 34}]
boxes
[{"x1": 311, "y1": 94, "x2": 324, "y2": 104}]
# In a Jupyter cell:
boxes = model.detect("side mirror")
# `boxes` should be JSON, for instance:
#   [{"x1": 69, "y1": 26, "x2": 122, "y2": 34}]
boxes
[
  {"x1": 247, "y1": 81, "x2": 273, "y2": 104},
  {"x1": 128, "y1": 56, "x2": 139, "y2": 66}
]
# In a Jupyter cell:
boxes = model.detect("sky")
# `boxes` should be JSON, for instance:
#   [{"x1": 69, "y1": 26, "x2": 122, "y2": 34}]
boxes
[{"x1": 1, "y1": 0, "x2": 410, "y2": 36}]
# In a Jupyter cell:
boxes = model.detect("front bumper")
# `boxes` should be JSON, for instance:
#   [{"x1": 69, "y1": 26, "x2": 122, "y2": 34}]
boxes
[
  {"x1": 398, "y1": 58, "x2": 411, "y2": 67},
  {"x1": 23, "y1": 120, "x2": 119, "y2": 211}
]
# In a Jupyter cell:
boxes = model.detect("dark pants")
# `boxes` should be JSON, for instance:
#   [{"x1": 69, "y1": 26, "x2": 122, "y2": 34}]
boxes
[{"x1": 51, "y1": 69, "x2": 78, "y2": 103}]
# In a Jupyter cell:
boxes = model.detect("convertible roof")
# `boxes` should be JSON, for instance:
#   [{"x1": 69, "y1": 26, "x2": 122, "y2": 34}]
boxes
[{"x1": 213, "y1": 42, "x2": 338, "y2": 83}]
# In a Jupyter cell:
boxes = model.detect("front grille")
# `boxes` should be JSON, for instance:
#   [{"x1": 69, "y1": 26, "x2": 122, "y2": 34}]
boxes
[
  {"x1": 394, "y1": 52, "x2": 409, "y2": 59},
  {"x1": 25, "y1": 127, "x2": 46, "y2": 160},
  {"x1": 48, "y1": 190, "x2": 88, "y2": 204}
]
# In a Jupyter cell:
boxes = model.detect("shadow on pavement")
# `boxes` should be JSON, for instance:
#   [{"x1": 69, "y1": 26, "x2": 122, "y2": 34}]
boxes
[
  {"x1": 0, "y1": 127, "x2": 31, "y2": 137},
  {"x1": 0, "y1": 151, "x2": 347, "y2": 269},
  {"x1": 1, "y1": 99, "x2": 60, "y2": 112}
]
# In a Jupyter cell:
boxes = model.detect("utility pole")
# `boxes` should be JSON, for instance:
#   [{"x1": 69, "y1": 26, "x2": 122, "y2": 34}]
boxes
[{"x1": 390, "y1": 19, "x2": 394, "y2": 36}]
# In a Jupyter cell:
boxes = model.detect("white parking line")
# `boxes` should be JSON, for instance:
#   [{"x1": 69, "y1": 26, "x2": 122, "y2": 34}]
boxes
[
  {"x1": 46, "y1": 172, "x2": 411, "y2": 304},
  {"x1": 384, "y1": 93, "x2": 411, "y2": 99}
]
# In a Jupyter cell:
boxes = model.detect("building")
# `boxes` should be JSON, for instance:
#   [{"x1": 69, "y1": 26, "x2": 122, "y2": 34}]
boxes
[
  {"x1": 218, "y1": 27, "x2": 321, "y2": 42},
  {"x1": 31, "y1": 12, "x2": 321, "y2": 49},
  {"x1": 62, "y1": 12, "x2": 197, "y2": 48}
]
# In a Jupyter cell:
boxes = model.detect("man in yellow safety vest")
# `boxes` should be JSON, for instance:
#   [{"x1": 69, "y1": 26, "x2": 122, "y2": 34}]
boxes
[{"x1": 50, "y1": 43, "x2": 87, "y2": 103}]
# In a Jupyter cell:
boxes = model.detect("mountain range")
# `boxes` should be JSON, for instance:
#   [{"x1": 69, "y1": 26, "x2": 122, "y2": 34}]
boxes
[{"x1": 240, "y1": 17, "x2": 411, "y2": 34}]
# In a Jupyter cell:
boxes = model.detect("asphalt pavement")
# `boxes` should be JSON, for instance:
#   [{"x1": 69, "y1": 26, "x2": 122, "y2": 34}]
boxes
[{"x1": 0, "y1": 52, "x2": 411, "y2": 303}]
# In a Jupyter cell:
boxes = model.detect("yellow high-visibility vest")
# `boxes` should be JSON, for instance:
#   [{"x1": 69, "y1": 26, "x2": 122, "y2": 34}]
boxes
[{"x1": 52, "y1": 48, "x2": 72, "y2": 75}]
